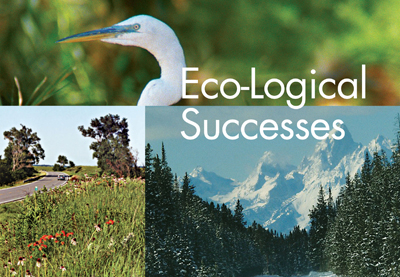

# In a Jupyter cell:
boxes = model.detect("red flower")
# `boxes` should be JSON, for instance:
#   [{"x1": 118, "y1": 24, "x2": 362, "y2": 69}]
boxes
[{"x1": 106, "y1": 219, "x2": 115, "y2": 225}]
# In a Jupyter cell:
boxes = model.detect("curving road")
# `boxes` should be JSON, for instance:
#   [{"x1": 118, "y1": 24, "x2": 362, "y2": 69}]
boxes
[{"x1": 0, "y1": 172, "x2": 69, "y2": 204}]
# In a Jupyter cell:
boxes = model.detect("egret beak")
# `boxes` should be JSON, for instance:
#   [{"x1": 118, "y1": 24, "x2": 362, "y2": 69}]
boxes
[{"x1": 57, "y1": 25, "x2": 135, "y2": 43}]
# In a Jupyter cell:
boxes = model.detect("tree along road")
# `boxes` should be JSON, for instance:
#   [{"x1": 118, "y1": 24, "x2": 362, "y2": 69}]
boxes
[{"x1": 0, "y1": 172, "x2": 69, "y2": 204}]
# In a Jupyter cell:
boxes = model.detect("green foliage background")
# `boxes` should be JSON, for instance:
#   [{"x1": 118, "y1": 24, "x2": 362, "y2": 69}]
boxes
[{"x1": 1, "y1": 0, "x2": 400, "y2": 105}]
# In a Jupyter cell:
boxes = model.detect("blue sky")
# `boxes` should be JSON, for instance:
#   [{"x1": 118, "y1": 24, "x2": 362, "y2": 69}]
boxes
[
  {"x1": 0, "y1": 107, "x2": 145, "y2": 166},
  {"x1": 147, "y1": 106, "x2": 400, "y2": 181}
]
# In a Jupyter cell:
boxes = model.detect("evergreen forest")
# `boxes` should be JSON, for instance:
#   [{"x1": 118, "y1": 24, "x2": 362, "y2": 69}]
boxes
[
  {"x1": 146, "y1": 134, "x2": 400, "y2": 276},
  {"x1": 146, "y1": 143, "x2": 310, "y2": 276},
  {"x1": 323, "y1": 149, "x2": 400, "y2": 276}
]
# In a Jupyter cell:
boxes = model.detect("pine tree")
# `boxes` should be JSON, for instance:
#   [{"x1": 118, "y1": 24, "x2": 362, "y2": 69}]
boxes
[
  {"x1": 308, "y1": 185, "x2": 328, "y2": 271},
  {"x1": 233, "y1": 199, "x2": 247, "y2": 229},
  {"x1": 325, "y1": 173, "x2": 352, "y2": 275},
  {"x1": 181, "y1": 172, "x2": 195, "y2": 207}
]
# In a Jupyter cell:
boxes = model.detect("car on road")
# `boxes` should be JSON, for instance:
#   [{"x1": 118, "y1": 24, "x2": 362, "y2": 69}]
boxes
[{"x1": 57, "y1": 175, "x2": 66, "y2": 181}]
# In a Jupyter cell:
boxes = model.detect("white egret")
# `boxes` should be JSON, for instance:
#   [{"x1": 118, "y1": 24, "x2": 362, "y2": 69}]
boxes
[{"x1": 57, "y1": 15, "x2": 186, "y2": 106}]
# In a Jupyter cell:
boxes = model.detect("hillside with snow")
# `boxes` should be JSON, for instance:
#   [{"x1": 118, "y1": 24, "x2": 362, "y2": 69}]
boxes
[{"x1": 189, "y1": 125, "x2": 393, "y2": 233}]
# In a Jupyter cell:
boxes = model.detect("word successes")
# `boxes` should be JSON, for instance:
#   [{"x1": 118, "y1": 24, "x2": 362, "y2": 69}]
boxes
[
  {"x1": 182, "y1": 65, "x2": 366, "y2": 109},
  {"x1": 181, "y1": 108, "x2": 345, "y2": 141}
]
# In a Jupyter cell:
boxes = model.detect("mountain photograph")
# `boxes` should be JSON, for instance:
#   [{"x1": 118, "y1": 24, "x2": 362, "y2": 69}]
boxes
[{"x1": 146, "y1": 106, "x2": 400, "y2": 276}]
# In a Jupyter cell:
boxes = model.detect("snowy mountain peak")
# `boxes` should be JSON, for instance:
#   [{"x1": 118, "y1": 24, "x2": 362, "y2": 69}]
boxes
[
  {"x1": 190, "y1": 166, "x2": 204, "y2": 178},
  {"x1": 259, "y1": 151, "x2": 276, "y2": 164},
  {"x1": 315, "y1": 124, "x2": 355, "y2": 153},
  {"x1": 368, "y1": 135, "x2": 392, "y2": 155},
  {"x1": 329, "y1": 123, "x2": 351, "y2": 141},
  {"x1": 188, "y1": 166, "x2": 237, "y2": 200},
  {"x1": 255, "y1": 152, "x2": 281, "y2": 177},
  {"x1": 301, "y1": 124, "x2": 360, "y2": 172}
]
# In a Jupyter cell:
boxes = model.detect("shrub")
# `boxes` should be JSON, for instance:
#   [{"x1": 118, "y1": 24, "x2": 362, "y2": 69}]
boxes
[{"x1": 53, "y1": 164, "x2": 65, "y2": 171}]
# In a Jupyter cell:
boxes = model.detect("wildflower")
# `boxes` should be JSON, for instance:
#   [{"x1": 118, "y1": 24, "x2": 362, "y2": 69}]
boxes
[
  {"x1": 17, "y1": 257, "x2": 25, "y2": 266},
  {"x1": 8, "y1": 260, "x2": 11, "y2": 265},
  {"x1": 71, "y1": 238, "x2": 77, "y2": 246},
  {"x1": 106, "y1": 219, "x2": 115, "y2": 225},
  {"x1": 94, "y1": 224, "x2": 102, "y2": 232},
  {"x1": 3, "y1": 264, "x2": 7, "y2": 268},
  {"x1": 122, "y1": 233, "x2": 134, "y2": 245},
  {"x1": 4, "y1": 239, "x2": 8, "y2": 244},
  {"x1": 42, "y1": 254, "x2": 47, "y2": 260},
  {"x1": 36, "y1": 258, "x2": 41, "y2": 268},
  {"x1": 60, "y1": 265, "x2": 66, "y2": 271},
  {"x1": 108, "y1": 237, "x2": 114, "y2": 248},
  {"x1": 10, "y1": 268, "x2": 17, "y2": 276},
  {"x1": 25, "y1": 269, "x2": 34, "y2": 277}
]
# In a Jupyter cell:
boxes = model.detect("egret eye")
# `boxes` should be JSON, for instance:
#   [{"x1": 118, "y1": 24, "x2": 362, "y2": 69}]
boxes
[{"x1": 132, "y1": 24, "x2": 141, "y2": 31}]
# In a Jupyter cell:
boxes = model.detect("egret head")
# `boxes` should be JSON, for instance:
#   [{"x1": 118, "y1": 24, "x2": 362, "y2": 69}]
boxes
[
  {"x1": 57, "y1": 15, "x2": 186, "y2": 106},
  {"x1": 57, "y1": 15, "x2": 179, "y2": 56}
]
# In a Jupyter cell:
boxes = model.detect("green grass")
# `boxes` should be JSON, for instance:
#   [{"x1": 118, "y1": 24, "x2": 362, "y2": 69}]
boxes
[
  {"x1": 0, "y1": 175, "x2": 144, "y2": 276},
  {"x1": 34, "y1": 165, "x2": 101, "y2": 176},
  {"x1": 0, "y1": 201, "x2": 22, "y2": 223},
  {"x1": 63, "y1": 166, "x2": 101, "y2": 178}
]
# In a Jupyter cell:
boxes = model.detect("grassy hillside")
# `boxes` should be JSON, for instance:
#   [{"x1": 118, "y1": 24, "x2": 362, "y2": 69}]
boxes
[
  {"x1": 34, "y1": 165, "x2": 101, "y2": 176},
  {"x1": 0, "y1": 174, "x2": 144, "y2": 276}
]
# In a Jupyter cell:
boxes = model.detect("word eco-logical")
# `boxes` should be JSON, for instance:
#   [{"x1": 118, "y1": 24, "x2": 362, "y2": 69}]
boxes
[{"x1": 182, "y1": 65, "x2": 366, "y2": 109}]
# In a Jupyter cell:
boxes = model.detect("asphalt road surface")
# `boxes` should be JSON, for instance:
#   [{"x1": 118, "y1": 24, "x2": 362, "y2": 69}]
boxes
[{"x1": 0, "y1": 172, "x2": 69, "y2": 204}]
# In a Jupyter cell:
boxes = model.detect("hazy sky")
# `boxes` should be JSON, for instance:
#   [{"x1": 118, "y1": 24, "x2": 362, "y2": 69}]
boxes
[
  {"x1": 147, "y1": 106, "x2": 400, "y2": 181},
  {"x1": 0, "y1": 107, "x2": 145, "y2": 166}
]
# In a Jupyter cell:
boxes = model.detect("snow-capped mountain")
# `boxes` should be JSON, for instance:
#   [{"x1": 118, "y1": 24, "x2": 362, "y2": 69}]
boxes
[
  {"x1": 189, "y1": 166, "x2": 238, "y2": 200},
  {"x1": 189, "y1": 125, "x2": 393, "y2": 233}
]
